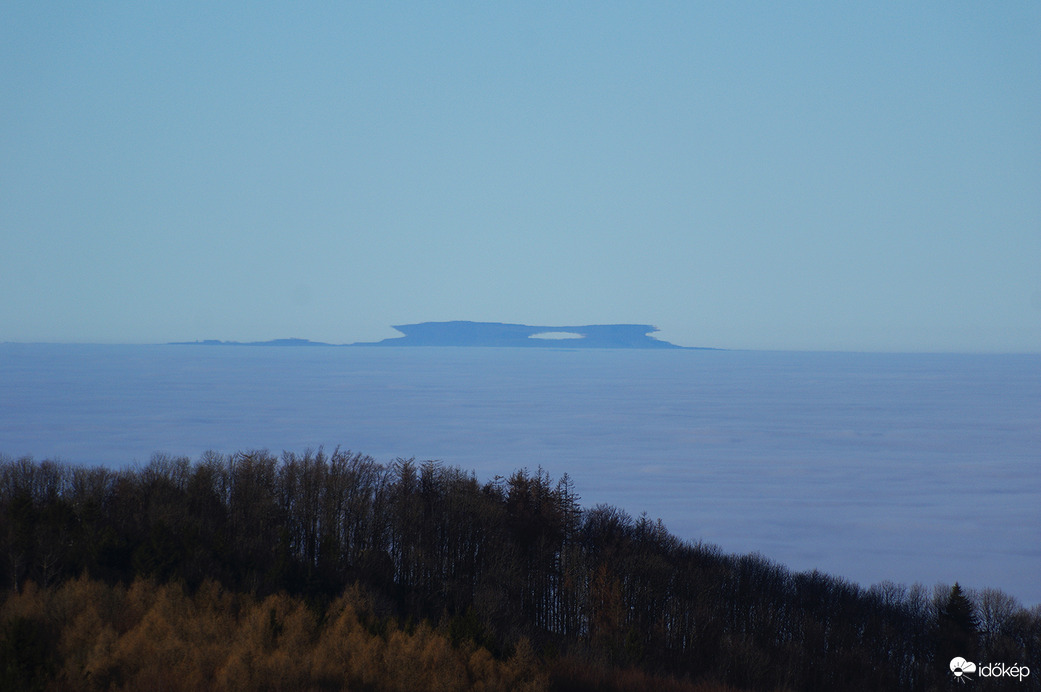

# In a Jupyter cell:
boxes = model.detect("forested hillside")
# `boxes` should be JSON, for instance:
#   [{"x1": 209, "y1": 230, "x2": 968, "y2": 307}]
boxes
[{"x1": 2, "y1": 450, "x2": 1038, "y2": 691}]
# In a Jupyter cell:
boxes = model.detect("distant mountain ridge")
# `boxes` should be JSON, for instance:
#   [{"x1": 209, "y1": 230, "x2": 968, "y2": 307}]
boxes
[
  {"x1": 171, "y1": 321, "x2": 707, "y2": 349},
  {"x1": 355, "y1": 321, "x2": 690, "y2": 348},
  {"x1": 169, "y1": 338, "x2": 335, "y2": 347}
]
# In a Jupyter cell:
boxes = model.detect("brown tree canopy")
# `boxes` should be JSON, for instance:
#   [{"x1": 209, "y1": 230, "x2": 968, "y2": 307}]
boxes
[{"x1": 2, "y1": 452, "x2": 1039, "y2": 692}]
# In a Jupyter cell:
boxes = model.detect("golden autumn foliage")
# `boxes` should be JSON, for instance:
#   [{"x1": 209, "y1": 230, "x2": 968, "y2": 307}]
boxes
[{"x1": 0, "y1": 576, "x2": 547, "y2": 692}]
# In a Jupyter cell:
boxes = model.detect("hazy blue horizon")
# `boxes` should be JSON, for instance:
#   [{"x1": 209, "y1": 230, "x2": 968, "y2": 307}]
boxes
[
  {"x1": 4, "y1": 329, "x2": 1039, "y2": 355},
  {"x1": 3, "y1": 4, "x2": 1040, "y2": 352},
  {"x1": 7, "y1": 340, "x2": 1041, "y2": 355}
]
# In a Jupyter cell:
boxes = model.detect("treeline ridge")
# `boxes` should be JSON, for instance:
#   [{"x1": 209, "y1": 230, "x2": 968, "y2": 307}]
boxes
[{"x1": 1, "y1": 450, "x2": 1038, "y2": 691}]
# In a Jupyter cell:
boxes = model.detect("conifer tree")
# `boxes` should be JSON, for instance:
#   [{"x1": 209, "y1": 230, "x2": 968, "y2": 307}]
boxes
[{"x1": 936, "y1": 582, "x2": 979, "y2": 668}]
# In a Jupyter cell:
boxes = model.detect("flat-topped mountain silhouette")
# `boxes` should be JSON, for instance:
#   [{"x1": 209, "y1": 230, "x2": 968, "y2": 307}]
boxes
[
  {"x1": 171, "y1": 322, "x2": 708, "y2": 349},
  {"x1": 353, "y1": 321, "x2": 691, "y2": 349}
]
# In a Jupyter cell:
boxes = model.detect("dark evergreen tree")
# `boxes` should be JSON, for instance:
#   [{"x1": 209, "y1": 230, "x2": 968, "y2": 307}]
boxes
[{"x1": 936, "y1": 583, "x2": 979, "y2": 675}]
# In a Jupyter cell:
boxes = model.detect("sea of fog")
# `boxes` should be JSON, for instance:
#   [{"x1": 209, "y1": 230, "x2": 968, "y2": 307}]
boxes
[{"x1": 2, "y1": 344, "x2": 1038, "y2": 605}]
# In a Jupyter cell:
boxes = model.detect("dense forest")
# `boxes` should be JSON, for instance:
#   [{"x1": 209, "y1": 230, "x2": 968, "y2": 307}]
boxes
[{"x1": 2, "y1": 450, "x2": 1038, "y2": 691}]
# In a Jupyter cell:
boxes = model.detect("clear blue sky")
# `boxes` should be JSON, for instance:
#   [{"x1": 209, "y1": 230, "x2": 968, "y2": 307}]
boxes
[{"x1": 3, "y1": 2, "x2": 1039, "y2": 351}]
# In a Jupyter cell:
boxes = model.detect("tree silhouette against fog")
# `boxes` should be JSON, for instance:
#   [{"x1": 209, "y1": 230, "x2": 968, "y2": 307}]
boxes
[{"x1": 2, "y1": 451, "x2": 1039, "y2": 692}]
